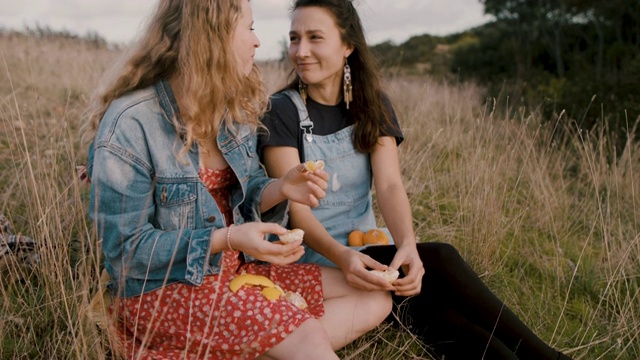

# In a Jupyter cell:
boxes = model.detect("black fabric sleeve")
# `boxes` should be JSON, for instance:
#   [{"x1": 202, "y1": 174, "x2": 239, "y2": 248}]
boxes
[
  {"x1": 258, "y1": 93, "x2": 302, "y2": 161},
  {"x1": 381, "y1": 93, "x2": 404, "y2": 146}
]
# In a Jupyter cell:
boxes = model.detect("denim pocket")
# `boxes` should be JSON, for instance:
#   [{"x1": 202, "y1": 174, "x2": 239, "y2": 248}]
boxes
[{"x1": 154, "y1": 181, "x2": 197, "y2": 230}]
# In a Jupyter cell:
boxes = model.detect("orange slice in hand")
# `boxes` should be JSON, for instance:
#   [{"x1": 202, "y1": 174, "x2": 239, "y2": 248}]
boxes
[
  {"x1": 279, "y1": 228, "x2": 304, "y2": 243},
  {"x1": 303, "y1": 160, "x2": 325, "y2": 172},
  {"x1": 369, "y1": 269, "x2": 400, "y2": 283}
]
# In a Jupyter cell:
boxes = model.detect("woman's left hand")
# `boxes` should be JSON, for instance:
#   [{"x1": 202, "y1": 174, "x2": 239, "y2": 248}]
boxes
[
  {"x1": 389, "y1": 244, "x2": 424, "y2": 296},
  {"x1": 279, "y1": 164, "x2": 328, "y2": 207}
]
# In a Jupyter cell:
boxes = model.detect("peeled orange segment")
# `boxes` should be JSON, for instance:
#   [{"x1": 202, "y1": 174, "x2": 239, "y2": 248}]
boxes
[
  {"x1": 229, "y1": 273, "x2": 276, "y2": 293},
  {"x1": 303, "y1": 160, "x2": 325, "y2": 172},
  {"x1": 261, "y1": 286, "x2": 285, "y2": 301},
  {"x1": 369, "y1": 269, "x2": 400, "y2": 283},
  {"x1": 283, "y1": 291, "x2": 309, "y2": 310},
  {"x1": 279, "y1": 228, "x2": 304, "y2": 243},
  {"x1": 363, "y1": 229, "x2": 390, "y2": 245}
]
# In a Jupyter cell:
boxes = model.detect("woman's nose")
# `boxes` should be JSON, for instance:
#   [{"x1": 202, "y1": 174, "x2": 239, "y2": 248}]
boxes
[{"x1": 296, "y1": 40, "x2": 310, "y2": 58}]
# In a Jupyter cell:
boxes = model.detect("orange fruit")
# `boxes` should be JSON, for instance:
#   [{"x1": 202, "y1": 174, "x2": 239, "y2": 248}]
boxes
[
  {"x1": 369, "y1": 269, "x2": 400, "y2": 283},
  {"x1": 362, "y1": 229, "x2": 389, "y2": 245},
  {"x1": 347, "y1": 230, "x2": 364, "y2": 246},
  {"x1": 279, "y1": 228, "x2": 304, "y2": 243},
  {"x1": 303, "y1": 160, "x2": 325, "y2": 172}
]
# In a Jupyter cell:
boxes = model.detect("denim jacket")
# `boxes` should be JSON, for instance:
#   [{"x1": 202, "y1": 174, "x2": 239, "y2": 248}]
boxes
[{"x1": 88, "y1": 80, "x2": 287, "y2": 298}]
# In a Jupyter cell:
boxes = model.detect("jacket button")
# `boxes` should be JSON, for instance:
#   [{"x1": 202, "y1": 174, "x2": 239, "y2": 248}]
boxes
[{"x1": 207, "y1": 216, "x2": 216, "y2": 223}]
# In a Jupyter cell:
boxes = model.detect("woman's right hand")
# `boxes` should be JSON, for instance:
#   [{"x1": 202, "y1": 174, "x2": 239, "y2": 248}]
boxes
[
  {"x1": 334, "y1": 247, "x2": 394, "y2": 292},
  {"x1": 228, "y1": 222, "x2": 305, "y2": 265}
]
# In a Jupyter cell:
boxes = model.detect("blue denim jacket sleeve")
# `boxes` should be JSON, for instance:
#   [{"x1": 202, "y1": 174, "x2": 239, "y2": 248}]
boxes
[
  {"x1": 90, "y1": 136, "x2": 217, "y2": 297},
  {"x1": 89, "y1": 92, "x2": 223, "y2": 296},
  {"x1": 89, "y1": 83, "x2": 289, "y2": 296}
]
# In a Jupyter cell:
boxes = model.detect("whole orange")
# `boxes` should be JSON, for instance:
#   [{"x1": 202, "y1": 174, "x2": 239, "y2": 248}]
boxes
[
  {"x1": 362, "y1": 229, "x2": 389, "y2": 245},
  {"x1": 347, "y1": 230, "x2": 364, "y2": 246}
]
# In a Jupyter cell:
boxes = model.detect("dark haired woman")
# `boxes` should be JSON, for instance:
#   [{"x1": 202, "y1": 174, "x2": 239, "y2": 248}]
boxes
[{"x1": 259, "y1": 0, "x2": 573, "y2": 359}]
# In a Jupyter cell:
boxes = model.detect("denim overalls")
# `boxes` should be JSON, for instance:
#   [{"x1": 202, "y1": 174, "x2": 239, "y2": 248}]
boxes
[{"x1": 283, "y1": 90, "x2": 392, "y2": 267}]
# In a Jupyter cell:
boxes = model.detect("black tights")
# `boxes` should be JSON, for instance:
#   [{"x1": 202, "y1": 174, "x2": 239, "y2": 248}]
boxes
[{"x1": 361, "y1": 243, "x2": 569, "y2": 360}]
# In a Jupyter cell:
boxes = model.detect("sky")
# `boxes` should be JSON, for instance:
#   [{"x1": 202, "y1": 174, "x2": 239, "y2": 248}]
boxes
[{"x1": 0, "y1": 0, "x2": 493, "y2": 60}]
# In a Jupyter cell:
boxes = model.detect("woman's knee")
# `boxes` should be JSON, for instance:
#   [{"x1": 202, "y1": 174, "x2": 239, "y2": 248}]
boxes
[
  {"x1": 263, "y1": 318, "x2": 337, "y2": 360},
  {"x1": 419, "y1": 242, "x2": 463, "y2": 267},
  {"x1": 361, "y1": 289, "x2": 393, "y2": 330}
]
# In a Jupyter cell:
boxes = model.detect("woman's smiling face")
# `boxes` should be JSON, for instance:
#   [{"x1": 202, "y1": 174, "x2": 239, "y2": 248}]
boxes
[{"x1": 289, "y1": 6, "x2": 353, "y2": 93}]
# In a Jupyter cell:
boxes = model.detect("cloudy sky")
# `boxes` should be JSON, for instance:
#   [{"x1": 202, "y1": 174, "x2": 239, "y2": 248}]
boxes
[{"x1": 0, "y1": 0, "x2": 492, "y2": 60}]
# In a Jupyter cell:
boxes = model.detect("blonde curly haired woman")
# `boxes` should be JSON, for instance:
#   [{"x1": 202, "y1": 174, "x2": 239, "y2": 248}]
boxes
[{"x1": 84, "y1": 1, "x2": 391, "y2": 358}]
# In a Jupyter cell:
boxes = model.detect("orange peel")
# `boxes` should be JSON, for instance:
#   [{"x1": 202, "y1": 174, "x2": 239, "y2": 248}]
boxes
[
  {"x1": 229, "y1": 273, "x2": 310, "y2": 306},
  {"x1": 283, "y1": 291, "x2": 308, "y2": 309},
  {"x1": 261, "y1": 286, "x2": 285, "y2": 301},
  {"x1": 229, "y1": 273, "x2": 276, "y2": 293}
]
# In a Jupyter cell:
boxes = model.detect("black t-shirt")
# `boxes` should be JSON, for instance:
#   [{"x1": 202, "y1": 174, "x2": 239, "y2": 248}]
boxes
[{"x1": 258, "y1": 92, "x2": 403, "y2": 161}]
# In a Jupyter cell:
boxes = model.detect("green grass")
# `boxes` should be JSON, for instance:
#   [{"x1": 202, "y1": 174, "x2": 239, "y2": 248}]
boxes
[{"x1": 1, "y1": 33, "x2": 639, "y2": 359}]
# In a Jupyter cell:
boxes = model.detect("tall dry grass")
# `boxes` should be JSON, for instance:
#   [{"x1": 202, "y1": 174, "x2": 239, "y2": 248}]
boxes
[{"x1": 1, "y1": 33, "x2": 638, "y2": 359}]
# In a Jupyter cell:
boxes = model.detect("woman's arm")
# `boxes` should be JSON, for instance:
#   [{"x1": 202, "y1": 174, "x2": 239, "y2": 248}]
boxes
[
  {"x1": 371, "y1": 136, "x2": 424, "y2": 296},
  {"x1": 262, "y1": 146, "x2": 392, "y2": 291},
  {"x1": 370, "y1": 137, "x2": 415, "y2": 248},
  {"x1": 259, "y1": 163, "x2": 328, "y2": 212}
]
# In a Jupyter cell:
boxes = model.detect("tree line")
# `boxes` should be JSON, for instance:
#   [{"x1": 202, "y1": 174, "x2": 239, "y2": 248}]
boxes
[{"x1": 372, "y1": 0, "x2": 639, "y2": 144}]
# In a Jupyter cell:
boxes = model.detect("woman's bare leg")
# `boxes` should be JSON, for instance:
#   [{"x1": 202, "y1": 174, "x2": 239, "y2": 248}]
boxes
[
  {"x1": 260, "y1": 267, "x2": 391, "y2": 359},
  {"x1": 318, "y1": 266, "x2": 392, "y2": 350},
  {"x1": 259, "y1": 318, "x2": 339, "y2": 360}
]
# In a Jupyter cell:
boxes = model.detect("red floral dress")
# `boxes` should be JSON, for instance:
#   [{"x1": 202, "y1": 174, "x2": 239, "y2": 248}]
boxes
[{"x1": 110, "y1": 167, "x2": 324, "y2": 359}]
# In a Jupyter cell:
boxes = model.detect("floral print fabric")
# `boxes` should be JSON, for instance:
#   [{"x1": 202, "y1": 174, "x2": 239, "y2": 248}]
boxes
[{"x1": 110, "y1": 167, "x2": 324, "y2": 359}]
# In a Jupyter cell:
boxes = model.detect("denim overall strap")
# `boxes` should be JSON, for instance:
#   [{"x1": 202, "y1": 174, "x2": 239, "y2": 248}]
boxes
[
  {"x1": 284, "y1": 89, "x2": 314, "y2": 147},
  {"x1": 282, "y1": 90, "x2": 383, "y2": 267}
]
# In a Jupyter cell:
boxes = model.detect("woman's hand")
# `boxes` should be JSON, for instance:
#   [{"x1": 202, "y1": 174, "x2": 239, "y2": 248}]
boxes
[
  {"x1": 229, "y1": 222, "x2": 305, "y2": 265},
  {"x1": 279, "y1": 164, "x2": 328, "y2": 208},
  {"x1": 334, "y1": 247, "x2": 394, "y2": 292},
  {"x1": 388, "y1": 244, "x2": 424, "y2": 296}
]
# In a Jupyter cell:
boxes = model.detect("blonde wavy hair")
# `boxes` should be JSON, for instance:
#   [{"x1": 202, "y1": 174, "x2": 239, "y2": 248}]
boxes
[{"x1": 83, "y1": 0, "x2": 267, "y2": 152}]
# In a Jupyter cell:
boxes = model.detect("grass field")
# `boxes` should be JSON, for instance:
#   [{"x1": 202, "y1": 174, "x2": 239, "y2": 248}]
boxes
[{"x1": 1, "y1": 33, "x2": 638, "y2": 359}]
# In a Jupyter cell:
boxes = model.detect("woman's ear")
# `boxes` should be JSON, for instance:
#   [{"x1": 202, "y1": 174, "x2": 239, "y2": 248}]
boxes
[{"x1": 345, "y1": 44, "x2": 355, "y2": 58}]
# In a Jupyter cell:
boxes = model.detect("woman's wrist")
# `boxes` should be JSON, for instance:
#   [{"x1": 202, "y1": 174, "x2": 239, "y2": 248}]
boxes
[
  {"x1": 395, "y1": 238, "x2": 418, "y2": 250},
  {"x1": 327, "y1": 242, "x2": 354, "y2": 264},
  {"x1": 225, "y1": 224, "x2": 235, "y2": 251},
  {"x1": 209, "y1": 226, "x2": 235, "y2": 254},
  {"x1": 272, "y1": 178, "x2": 286, "y2": 203},
  {"x1": 260, "y1": 179, "x2": 286, "y2": 213}
]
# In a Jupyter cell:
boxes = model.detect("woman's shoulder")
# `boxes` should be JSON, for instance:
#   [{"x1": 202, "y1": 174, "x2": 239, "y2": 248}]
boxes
[
  {"x1": 263, "y1": 91, "x2": 299, "y2": 125},
  {"x1": 95, "y1": 86, "x2": 167, "y2": 142},
  {"x1": 268, "y1": 90, "x2": 297, "y2": 112},
  {"x1": 104, "y1": 87, "x2": 158, "y2": 121}
]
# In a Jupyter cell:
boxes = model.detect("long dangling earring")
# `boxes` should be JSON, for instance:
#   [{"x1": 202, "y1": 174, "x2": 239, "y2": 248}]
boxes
[
  {"x1": 298, "y1": 78, "x2": 307, "y2": 105},
  {"x1": 343, "y1": 60, "x2": 352, "y2": 109}
]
